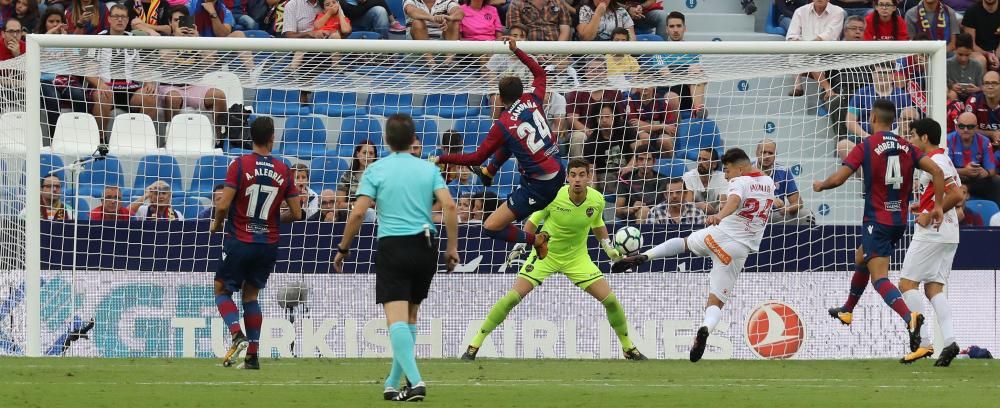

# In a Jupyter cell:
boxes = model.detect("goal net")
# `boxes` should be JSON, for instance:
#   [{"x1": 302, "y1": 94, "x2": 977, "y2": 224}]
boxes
[{"x1": 3, "y1": 37, "x2": 961, "y2": 359}]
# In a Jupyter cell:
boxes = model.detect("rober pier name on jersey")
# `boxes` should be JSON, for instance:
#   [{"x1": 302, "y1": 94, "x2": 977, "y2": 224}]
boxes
[{"x1": 873, "y1": 137, "x2": 910, "y2": 155}]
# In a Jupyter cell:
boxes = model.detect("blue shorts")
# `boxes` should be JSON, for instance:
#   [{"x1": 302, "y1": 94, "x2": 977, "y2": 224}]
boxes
[
  {"x1": 860, "y1": 223, "x2": 906, "y2": 262},
  {"x1": 215, "y1": 238, "x2": 278, "y2": 293},
  {"x1": 506, "y1": 168, "x2": 565, "y2": 220}
]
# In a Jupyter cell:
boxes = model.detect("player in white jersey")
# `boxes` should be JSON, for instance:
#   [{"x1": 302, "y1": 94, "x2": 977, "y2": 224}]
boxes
[
  {"x1": 899, "y1": 118, "x2": 963, "y2": 366},
  {"x1": 612, "y1": 148, "x2": 776, "y2": 362}
]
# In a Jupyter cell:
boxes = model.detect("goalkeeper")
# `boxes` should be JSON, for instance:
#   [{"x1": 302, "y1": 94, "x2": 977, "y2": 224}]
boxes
[{"x1": 461, "y1": 158, "x2": 647, "y2": 361}]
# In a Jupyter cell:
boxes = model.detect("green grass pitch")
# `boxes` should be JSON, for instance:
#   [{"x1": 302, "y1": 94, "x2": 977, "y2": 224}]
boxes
[{"x1": 2, "y1": 358, "x2": 998, "y2": 407}]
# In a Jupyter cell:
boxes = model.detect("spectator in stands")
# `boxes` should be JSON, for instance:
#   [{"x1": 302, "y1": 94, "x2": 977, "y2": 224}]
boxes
[
  {"x1": 775, "y1": 0, "x2": 811, "y2": 32},
  {"x1": 404, "y1": 0, "x2": 462, "y2": 40},
  {"x1": 13, "y1": 0, "x2": 37, "y2": 34},
  {"x1": 130, "y1": 180, "x2": 184, "y2": 220},
  {"x1": 0, "y1": 0, "x2": 11, "y2": 26},
  {"x1": 682, "y1": 147, "x2": 727, "y2": 215},
  {"x1": 828, "y1": 16, "x2": 870, "y2": 146},
  {"x1": 307, "y1": 188, "x2": 337, "y2": 221},
  {"x1": 67, "y1": 0, "x2": 109, "y2": 34},
  {"x1": 583, "y1": 103, "x2": 637, "y2": 194},
  {"x1": 507, "y1": 0, "x2": 571, "y2": 41},
  {"x1": 284, "y1": 0, "x2": 325, "y2": 37},
  {"x1": 605, "y1": 28, "x2": 638, "y2": 89},
  {"x1": 314, "y1": 0, "x2": 351, "y2": 37},
  {"x1": 197, "y1": 183, "x2": 224, "y2": 219},
  {"x1": 614, "y1": 143, "x2": 662, "y2": 222},
  {"x1": 26, "y1": 174, "x2": 75, "y2": 221},
  {"x1": 335, "y1": 140, "x2": 377, "y2": 210},
  {"x1": 567, "y1": 58, "x2": 624, "y2": 152},
  {"x1": 456, "y1": 192, "x2": 475, "y2": 223},
  {"x1": 483, "y1": 24, "x2": 529, "y2": 78},
  {"x1": 39, "y1": 8, "x2": 68, "y2": 34},
  {"x1": 190, "y1": 0, "x2": 248, "y2": 37},
  {"x1": 644, "y1": 178, "x2": 705, "y2": 225},
  {"x1": 0, "y1": 16, "x2": 23, "y2": 61},
  {"x1": 905, "y1": 0, "x2": 959, "y2": 53},
  {"x1": 842, "y1": 12, "x2": 865, "y2": 40},
  {"x1": 291, "y1": 163, "x2": 320, "y2": 219},
  {"x1": 948, "y1": 32, "x2": 985, "y2": 101},
  {"x1": 227, "y1": 0, "x2": 260, "y2": 30},
  {"x1": 957, "y1": 185, "x2": 985, "y2": 226},
  {"x1": 86, "y1": 4, "x2": 160, "y2": 137},
  {"x1": 576, "y1": 0, "x2": 634, "y2": 41},
  {"x1": 337, "y1": 0, "x2": 394, "y2": 38},
  {"x1": 865, "y1": 0, "x2": 907, "y2": 40},
  {"x1": 459, "y1": 0, "x2": 502, "y2": 40},
  {"x1": 410, "y1": 140, "x2": 423, "y2": 157},
  {"x1": 125, "y1": 0, "x2": 171, "y2": 34},
  {"x1": 627, "y1": 85, "x2": 677, "y2": 153},
  {"x1": 965, "y1": 70, "x2": 1000, "y2": 141},
  {"x1": 630, "y1": 0, "x2": 666, "y2": 40},
  {"x1": 757, "y1": 138, "x2": 814, "y2": 224},
  {"x1": 159, "y1": 6, "x2": 229, "y2": 129},
  {"x1": 39, "y1": 10, "x2": 86, "y2": 137},
  {"x1": 646, "y1": 12, "x2": 706, "y2": 119},
  {"x1": 833, "y1": 0, "x2": 870, "y2": 17},
  {"x1": 786, "y1": 0, "x2": 842, "y2": 101},
  {"x1": 90, "y1": 186, "x2": 132, "y2": 220},
  {"x1": 960, "y1": 0, "x2": 1000, "y2": 70},
  {"x1": 842, "y1": 63, "x2": 914, "y2": 148},
  {"x1": 949, "y1": 111, "x2": 1000, "y2": 206}
]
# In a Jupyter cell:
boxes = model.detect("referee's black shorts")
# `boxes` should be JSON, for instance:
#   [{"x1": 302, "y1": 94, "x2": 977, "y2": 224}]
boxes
[{"x1": 375, "y1": 233, "x2": 437, "y2": 304}]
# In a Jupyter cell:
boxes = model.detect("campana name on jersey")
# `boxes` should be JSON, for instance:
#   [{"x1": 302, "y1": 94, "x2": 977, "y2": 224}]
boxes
[
  {"x1": 873, "y1": 136, "x2": 910, "y2": 155},
  {"x1": 509, "y1": 99, "x2": 538, "y2": 118}
]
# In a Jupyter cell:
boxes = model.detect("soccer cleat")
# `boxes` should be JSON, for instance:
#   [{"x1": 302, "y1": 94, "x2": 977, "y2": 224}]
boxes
[
  {"x1": 828, "y1": 307, "x2": 853, "y2": 326},
  {"x1": 383, "y1": 387, "x2": 399, "y2": 400},
  {"x1": 241, "y1": 355, "x2": 260, "y2": 370},
  {"x1": 222, "y1": 332, "x2": 249, "y2": 368},
  {"x1": 690, "y1": 326, "x2": 709, "y2": 363},
  {"x1": 468, "y1": 166, "x2": 494, "y2": 187},
  {"x1": 899, "y1": 347, "x2": 934, "y2": 364},
  {"x1": 934, "y1": 343, "x2": 960, "y2": 367},
  {"x1": 908, "y1": 312, "x2": 925, "y2": 353},
  {"x1": 460, "y1": 345, "x2": 479, "y2": 361},
  {"x1": 623, "y1": 347, "x2": 648, "y2": 361},
  {"x1": 392, "y1": 383, "x2": 426, "y2": 402},
  {"x1": 611, "y1": 254, "x2": 649, "y2": 274},
  {"x1": 533, "y1": 232, "x2": 550, "y2": 260}
]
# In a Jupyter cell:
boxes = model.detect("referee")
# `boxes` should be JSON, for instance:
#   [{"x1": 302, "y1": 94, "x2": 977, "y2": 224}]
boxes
[{"x1": 334, "y1": 113, "x2": 460, "y2": 402}]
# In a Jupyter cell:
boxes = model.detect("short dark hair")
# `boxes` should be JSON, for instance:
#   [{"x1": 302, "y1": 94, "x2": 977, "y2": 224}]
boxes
[
  {"x1": 910, "y1": 118, "x2": 942, "y2": 146},
  {"x1": 212, "y1": 183, "x2": 225, "y2": 192},
  {"x1": 720, "y1": 148, "x2": 751, "y2": 166},
  {"x1": 498, "y1": 76, "x2": 523, "y2": 105},
  {"x1": 507, "y1": 24, "x2": 528, "y2": 36},
  {"x1": 250, "y1": 116, "x2": 275, "y2": 146},
  {"x1": 385, "y1": 113, "x2": 416, "y2": 151},
  {"x1": 667, "y1": 11, "x2": 685, "y2": 24},
  {"x1": 567, "y1": 158, "x2": 591, "y2": 172},
  {"x1": 440, "y1": 129, "x2": 463, "y2": 151},
  {"x1": 109, "y1": 3, "x2": 128, "y2": 15},
  {"x1": 3, "y1": 16, "x2": 21, "y2": 30},
  {"x1": 610, "y1": 27, "x2": 630, "y2": 40},
  {"x1": 956, "y1": 32, "x2": 974, "y2": 50},
  {"x1": 38, "y1": 8, "x2": 65, "y2": 33},
  {"x1": 168, "y1": 5, "x2": 190, "y2": 19},
  {"x1": 872, "y1": 98, "x2": 897, "y2": 126},
  {"x1": 700, "y1": 147, "x2": 721, "y2": 171}
]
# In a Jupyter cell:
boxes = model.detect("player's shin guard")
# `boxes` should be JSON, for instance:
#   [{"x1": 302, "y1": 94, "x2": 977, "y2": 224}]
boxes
[
  {"x1": 843, "y1": 265, "x2": 869, "y2": 312},
  {"x1": 242, "y1": 300, "x2": 262, "y2": 357},
  {"x1": 471, "y1": 290, "x2": 522, "y2": 348},
  {"x1": 385, "y1": 324, "x2": 418, "y2": 389},
  {"x1": 389, "y1": 322, "x2": 422, "y2": 385},
  {"x1": 930, "y1": 294, "x2": 956, "y2": 346},
  {"x1": 215, "y1": 294, "x2": 243, "y2": 335},
  {"x1": 484, "y1": 225, "x2": 535, "y2": 245},
  {"x1": 873, "y1": 278, "x2": 911, "y2": 324},
  {"x1": 643, "y1": 238, "x2": 686, "y2": 260},
  {"x1": 601, "y1": 293, "x2": 634, "y2": 351},
  {"x1": 902, "y1": 290, "x2": 930, "y2": 348},
  {"x1": 702, "y1": 305, "x2": 723, "y2": 332}
]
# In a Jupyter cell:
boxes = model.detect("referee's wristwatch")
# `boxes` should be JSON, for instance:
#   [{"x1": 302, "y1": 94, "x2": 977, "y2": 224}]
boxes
[{"x1": 337, "y1": 245, "x2": 350, "y2": 255}]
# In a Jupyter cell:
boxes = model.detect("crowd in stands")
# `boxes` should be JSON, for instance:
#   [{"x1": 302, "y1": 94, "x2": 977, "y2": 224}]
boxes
[{"x1": 2, "y1": 0, "x2": 1000, "y2": 227}]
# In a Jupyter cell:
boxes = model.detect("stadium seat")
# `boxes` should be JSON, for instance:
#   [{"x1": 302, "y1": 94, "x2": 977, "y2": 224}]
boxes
[
  {"x1": 198, "y1": 71, "x2": 244, "y2": 107},
  {"x1": 166, "y1": 114, "x2": 219, "y2": 155},
  {"x1": 309, "y1": 156, "x2": 350, "y2": 192},
  {"x1": 0, "y1": 112, "x2": 27, "y2": 155},
  {"x1": 51, "y1": 112, "x2": 101, "y2": 157},
  {"x1": 337, "y1": 116, "x2": 383, "y2": 157},
  {"x1": 654, "y1": 158, "x2": 690, "y2": 178},
  {"x1": 966, "y1": 200, "x2": 1000, "y2": 225},
  {"x1": 40, "y1": 153, "x2": 65, "y2": 182},
  {"x1": 347, "y1": 31, "x2": 382, "y2": 39},
  {"x1": 279, "y1": 115, "x2": 335, "y2": 159},
  {"x1": 172, "y1": 196, "x2": 204, "y2": 220},
  {"x1": 189, "y1": 155, "x2": 232, "y2": 198},
  {"x1": 133, "y1": 154, "x2": 184, "y2": 193},
  {"x1": 312, "y1": 91, "x2": 367, "y2": 117},
  {"x1": 412, "y1": 116, "x2": 439, "y2": 155},
  {"x1": 72, "y1": 196, "x2": 90, "y2": 220},
  {"x1": 674, "y1": 118, "x2": 724, "y2": 161},
  {"x1": 241, "y1": 30, "x2": 273, "y2": 38},
  {"x1": 492, "y1": 159, "x2": 520, "y2": 199},
  {"x1": 423, "y1": 94, "x2": 481, "y2": 118},
  {"x1": 367, "y1": 91, "x2": 424, "y2": 117},
  {"x1": 254, "y1": 88, "x2": 310, "y2": 116},
  {"x1": 452, "y1": 116, "x2": 494, "y2": 148},
  {"x1": 108, "y1": 113, "x2": 159, "y2": 156},
  {"x1": 764, "y1": 2, "x2": 788, "y2": 36},
  {"x1": 77, "y1": 156, "x2": 126, "y2": 198},
  {"x1": 636, "y1": 33, "x2": 664, "y2": 41}
]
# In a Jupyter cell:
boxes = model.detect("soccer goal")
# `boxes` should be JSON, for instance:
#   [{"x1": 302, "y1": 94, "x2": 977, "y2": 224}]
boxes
[{"x1": 4, "y1": 36, "x2": 959, "y2": 359}]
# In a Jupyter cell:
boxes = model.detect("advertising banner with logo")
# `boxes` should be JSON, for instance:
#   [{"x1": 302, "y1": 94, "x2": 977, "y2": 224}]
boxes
[{"x1": 4, "y1": 270, "x2": 996, "y2": 359}]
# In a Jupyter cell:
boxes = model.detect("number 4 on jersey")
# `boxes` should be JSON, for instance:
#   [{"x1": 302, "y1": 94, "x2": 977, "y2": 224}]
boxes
[{"x1": 885, "y1": 155, "x2": 903, "y2": 189}]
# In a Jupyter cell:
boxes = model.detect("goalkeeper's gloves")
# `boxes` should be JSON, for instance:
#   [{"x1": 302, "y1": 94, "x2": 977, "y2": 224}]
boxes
[{"x1": 600, "y1": 238, "x2": 623, "y2": 262}]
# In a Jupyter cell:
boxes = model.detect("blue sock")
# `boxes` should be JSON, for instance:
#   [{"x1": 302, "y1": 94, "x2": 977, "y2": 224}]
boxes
[
  {"x1": 389, "y1": 322, "x2": 421, "y2": 385},
  {"x1": 384, "y1": 324, "x2": 419, "y2": 389}
]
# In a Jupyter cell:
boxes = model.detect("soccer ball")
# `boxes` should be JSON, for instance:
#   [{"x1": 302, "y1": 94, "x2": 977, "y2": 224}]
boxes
[{"x1": 613, "y1": 226, "x2": 643, "y2": 255}]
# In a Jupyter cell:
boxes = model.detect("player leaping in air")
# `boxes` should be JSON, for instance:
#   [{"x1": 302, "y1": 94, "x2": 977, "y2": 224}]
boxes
[
  {"x1": 815, "y1": 99, "x2": 945, "y2": 353},
  {"x1": 461, "y1": 159, "x2": 647, "y2": 361},
  {"x1": 430, "y1": 37, "x2": 564, "y2": 259},
  {"x1": 612, "y1": 148, "x2": 775, "y2": 363}
]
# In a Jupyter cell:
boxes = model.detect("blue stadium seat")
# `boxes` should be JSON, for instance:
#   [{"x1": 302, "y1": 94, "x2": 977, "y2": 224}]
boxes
[
  {"x1": 347, "y1": 31, "x2": 382, "y2": 39},
  {"x1": 765, "y1": 2, "x2": 788, "y2": 36},
  {"x1": 77, "y1": 156, "x2": 125, "y2": 198},
  {"x1": 674, "y1": 118, "x2": 724, "y2": 161},
  {"x1": 367, "y1": 91, "x2": 423, "y2": 117},
  {"x1": 254, "y1": 89, "x2": 310, "y2": 116},
  {"x1": 312, "y1": 91, "x2": 367, "y2": 117},
  {"x1": 337, "y1": 116, "x2": 383, "y2": 157},
  {"x1": 242, "y1": 30, "x2": 273, "y2": 38},
  {"x1": 654, "y1": 158, "x2": 690, "y2": 178},
  {"x1": 40, "y1": 153, "x2": 65, "y2": 181},
  {"x1": 453, "y1": 116, "x2": 494, "y2": 148},
  {"x1": 423, "y1": 94, "x2": 481, "y2": 119},
  {"x1": 636, "y1": 33, "x2": 664, "y2": 41},
  {"x1": 172, "y1": 196, "x2": 204, "y2": 220},
  {"x1": 279, "y1": 115, "x2": 335, "y2": 159},
  {"x1": 73, "y1": 196, "x2": 90, "y2": 220},
  {"x1": 491, "y1": 159, "x2": 520, "y2": 199},
  {"x1": 310, "y1": 156, "x2": 350, "y2": 192},
  {"x1": 966, "y1": 200, "x2": 1000, "y2": 224},
  {"x1": 189, "y1": 155, "x2": 231, "y2": 198},
  {"x1": 134, "y1": 154, "x2": 183, "y2": 193},
  {"x1": 412, "y1": 116, "x2": 439, "y2": 155}
]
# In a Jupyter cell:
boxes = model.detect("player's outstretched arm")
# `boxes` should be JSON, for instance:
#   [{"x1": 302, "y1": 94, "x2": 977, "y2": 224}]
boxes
[
  {"x1": 434, "y1": 187, "x2": 461, "y2": 272},
  {"x1": 334, "y1": 195, "x2": 374, "y2": 272},
  {"x1": 507, "y1": 37, "x2": 546, "y2": 100},
  {"x1": 812, "y1": 166, "x2": 853, "y2": 193},
  {"x1": 210, "y1": 186, "x2": 237, "y2": 233},
  {"x1": 436, "y1": 125, "x2": 504, "y2": 166}
]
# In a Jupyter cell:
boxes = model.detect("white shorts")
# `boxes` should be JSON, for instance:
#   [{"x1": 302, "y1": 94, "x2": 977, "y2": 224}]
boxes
[
  {"x1": 901, "y1": 240, "x2": 958, "y2": 285},
  {"x1": 686, "y1": 227, "x2": 750, "y2": 304}
]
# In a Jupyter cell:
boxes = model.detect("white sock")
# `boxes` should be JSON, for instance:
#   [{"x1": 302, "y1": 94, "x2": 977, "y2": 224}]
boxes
[
  {"x1": 930, "y1": 293, "x2": 956, "y2": 346},
  {"x1": 701, "y1": 305, "x2": 722, "y2": 332},
  {"x1": 901, "y1": 289, "x2": 930, "y2": 347},
  {"x1": 643, "y1": 238, "x2": 687, "y2": 260}
]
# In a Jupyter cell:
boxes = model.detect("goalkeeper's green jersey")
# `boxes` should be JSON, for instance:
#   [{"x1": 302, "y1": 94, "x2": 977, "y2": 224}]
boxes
[{"x1": 527, "y1": 186, "x2": 606, "y2": 260}]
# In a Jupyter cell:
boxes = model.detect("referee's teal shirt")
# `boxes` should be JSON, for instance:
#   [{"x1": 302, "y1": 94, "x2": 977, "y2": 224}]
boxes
[{"x1": 356, "y1": 151, "x2": 447, "y2": 239}]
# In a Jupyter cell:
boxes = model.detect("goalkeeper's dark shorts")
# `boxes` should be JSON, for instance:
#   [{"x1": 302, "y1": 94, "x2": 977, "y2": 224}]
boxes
[
  {"x1": 215, "y1": 238, "x2": 278, "y2": 293},
  {"x1": 375, "y1": 233, "x2": 437, "y2": 304}
]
